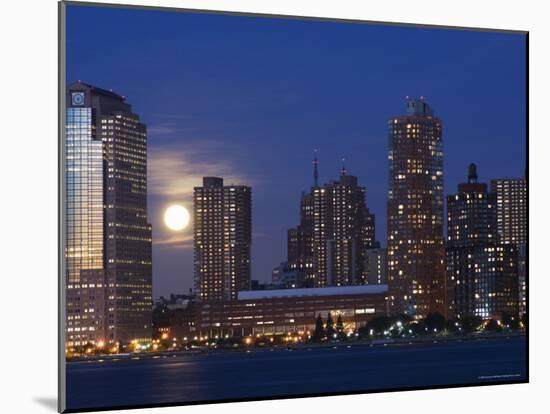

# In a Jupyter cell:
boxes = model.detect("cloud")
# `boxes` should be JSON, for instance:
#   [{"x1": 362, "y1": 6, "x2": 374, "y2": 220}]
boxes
[
  {"x1": 149, "y1": 139, "x2": 257, "y2": 250},
  {"x1": 153, "y1": 233, "x2": 193, "y2": 248},
  {"x1": 148, "y1": 140, "x2": 254, "y2": 200},
  {"x1": 147, "y1": 125, "x2": 181, "y2": 135},
  {"x1": 147, "y1": 120, "x2": 201, "y2": 136}
]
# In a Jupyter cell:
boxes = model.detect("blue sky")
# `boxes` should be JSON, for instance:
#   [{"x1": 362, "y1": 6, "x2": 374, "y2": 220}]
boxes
[{"x1": 66, "y1": 4, "x2": 526, "y2": 298}]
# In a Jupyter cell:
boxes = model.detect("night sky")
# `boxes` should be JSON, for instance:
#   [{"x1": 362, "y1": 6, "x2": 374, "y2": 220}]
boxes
[{"x1": 66, "y1": 4, "x2": 526, "y2": 299}]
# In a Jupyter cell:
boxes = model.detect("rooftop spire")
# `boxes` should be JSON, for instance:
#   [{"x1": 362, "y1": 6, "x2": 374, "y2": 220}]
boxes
[
  {"x1": 468, "y1": 163, "x2": 478, "y2": 184},
  {"x1": 313, "y1": 149, "x2": 319, "y2": 187},
  {"x1": 341, "y1": 157, "x2": 348, "y2": 176}
]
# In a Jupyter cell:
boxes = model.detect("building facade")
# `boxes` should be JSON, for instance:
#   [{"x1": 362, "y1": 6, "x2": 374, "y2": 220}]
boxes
[
  {"x1": 364, "y1": 248, "x2": 387, "y2": 285},
  {"x1": 491, "y1": 177, "x2": 527, "y2": 317},
  {"x1": 311, "y1": 169, "x2": 377, "y2": 287},
  {"x1": 387, "y1": 98, "x2": 446, "y2": 318},
  {"x1": 194, "y1": 177, "x2": 252, "y2": 302},
  {"x1": 196, "y1": 285, "x2": 389, "y2": 337},
  {"x1": 288, "y1": 155, "x2": 377, "y2": 288},
  {"x1": 152, "y1": 297, "x2": 197, "y2": 341},
  {"x1": 272, "y1": 262, "x2": 306, "y2": 288},
  {"x1": 65, "y1": 81, "x2": 152, "y2": 348},
  {"x1": 516, "y1": 243, "x2": 527, "y2": 318},
  {"x1": 446, "y1": 165, "x2": 518, "y2": 319},
  {"x1": 287, "y1": 191, "x2": 315, "y2": 282},
  {"x1": 491, "y1": 178, "x2": 527, "y2": 245}
]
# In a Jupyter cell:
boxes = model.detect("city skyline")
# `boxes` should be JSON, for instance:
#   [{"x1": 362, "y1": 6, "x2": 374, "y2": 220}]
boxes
[
  {"x1": 61, "y1": 5, "x2": 528, "y2": 412},
  {"x1": 64, "y1": 85, "x2": 524, "y2": 346},
  {"x1": 66, "y1": 4, "x2": 526, "y2": 298}
]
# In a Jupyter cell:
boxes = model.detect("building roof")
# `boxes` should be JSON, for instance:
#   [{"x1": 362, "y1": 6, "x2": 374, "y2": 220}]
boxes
[
  {"x1": 68, "y1": 80, "x2": 126, "y2": 101},
  {"x1": 238, "y1": 284, "x2": 388, "y2": 300}
]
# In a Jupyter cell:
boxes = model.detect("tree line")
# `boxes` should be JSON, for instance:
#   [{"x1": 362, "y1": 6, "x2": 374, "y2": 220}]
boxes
[{"x1": 310, "y1": 311, "x2": 525, "y2": 342}]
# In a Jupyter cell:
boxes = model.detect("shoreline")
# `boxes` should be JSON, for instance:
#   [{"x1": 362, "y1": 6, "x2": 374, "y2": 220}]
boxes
[{"x1": 66, "y1": 331, "x2": 526, "y2": 363}]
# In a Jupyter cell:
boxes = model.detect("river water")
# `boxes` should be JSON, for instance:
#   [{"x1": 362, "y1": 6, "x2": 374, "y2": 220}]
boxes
[{"x1": 66, "y1": 336, "x2": 526, "y2": 411}]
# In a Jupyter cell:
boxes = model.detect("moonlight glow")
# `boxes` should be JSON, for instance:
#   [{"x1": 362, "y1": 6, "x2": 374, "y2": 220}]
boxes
[{"x1": 164, "y1": 205, "x2": 190, "y2": 231}]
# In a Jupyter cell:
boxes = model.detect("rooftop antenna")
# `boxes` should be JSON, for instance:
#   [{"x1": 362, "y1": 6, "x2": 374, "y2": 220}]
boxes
[
  {"x1": 313, "y1": 149, "x2": 319, "y2": 187},
  {"x1": 341, "y1": 157, "x2": 348, "y2": 176}
]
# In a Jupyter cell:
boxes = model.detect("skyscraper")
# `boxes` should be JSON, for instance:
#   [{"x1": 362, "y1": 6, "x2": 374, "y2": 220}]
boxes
[
  {"x1": 311, "y1": 164, "x2": 377, "y2": 287},
  {"x1": 387, "y1": 98, "x2": 446, "y2": 318},
  {"x1": 194, "y1": 177, "x2": 251, "y2": 302},
  {"x1": 446, "y1": 164, "x2": 518, "y2": 319},
  {"x1": 288, "y1": 155, "x2": 377, "y2": 288},
  {"x1": 65, "y1": 81, "x2": 152, "y2": 348},
  {"x1": 287, "y1": 153, "x2": 318, "y2": 285},
  {"x1": 491, "y1": 177, "x2": 527, "y2": 317}
]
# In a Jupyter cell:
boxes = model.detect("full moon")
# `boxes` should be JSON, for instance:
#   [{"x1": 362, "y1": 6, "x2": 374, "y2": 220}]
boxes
[{"x1": 164, "y1": 205, "x2": 190, "y2": 231}]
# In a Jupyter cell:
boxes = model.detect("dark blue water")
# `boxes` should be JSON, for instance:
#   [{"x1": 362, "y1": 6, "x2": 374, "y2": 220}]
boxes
[{"x1": 66, "y1": 336, "x2": 526, "y2": 411}]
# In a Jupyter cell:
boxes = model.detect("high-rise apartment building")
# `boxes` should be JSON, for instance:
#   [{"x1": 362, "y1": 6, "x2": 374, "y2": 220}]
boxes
[
  {"x1": 446, "y1": 165, "x2": 518, "y2": 318},
  {"x1": 288, "y1": 156, "x2": 377, "y2": 288},
  {"x1": 387, "y1": 98, "x2": 446, "y2": 318},
  {"x1": 194, "y1": 177, "x2": 251, "y2": 302},
  {"x1": 491, "y1": 177, "x2": 527, "y2": 317},
  {"x1": 312, "y1": 166, "x2": 377, "y2": 287},
  {"x1": 65, "y1": 81, "x2": 152, "y2": 348}
]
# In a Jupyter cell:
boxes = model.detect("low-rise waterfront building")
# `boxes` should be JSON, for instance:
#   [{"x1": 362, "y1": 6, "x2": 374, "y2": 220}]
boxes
[{"x1": 195, "y1": 285, "x2": 389, "y2": 337}]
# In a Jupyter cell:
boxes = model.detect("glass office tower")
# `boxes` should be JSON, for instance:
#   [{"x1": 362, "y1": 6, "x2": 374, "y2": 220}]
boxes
[
  {"x1": 66, "y1": 102, "x2": 106, "y2": 347},
  {"x1": 65, "y1": 81, "x2": 152, "y2": 350}
]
